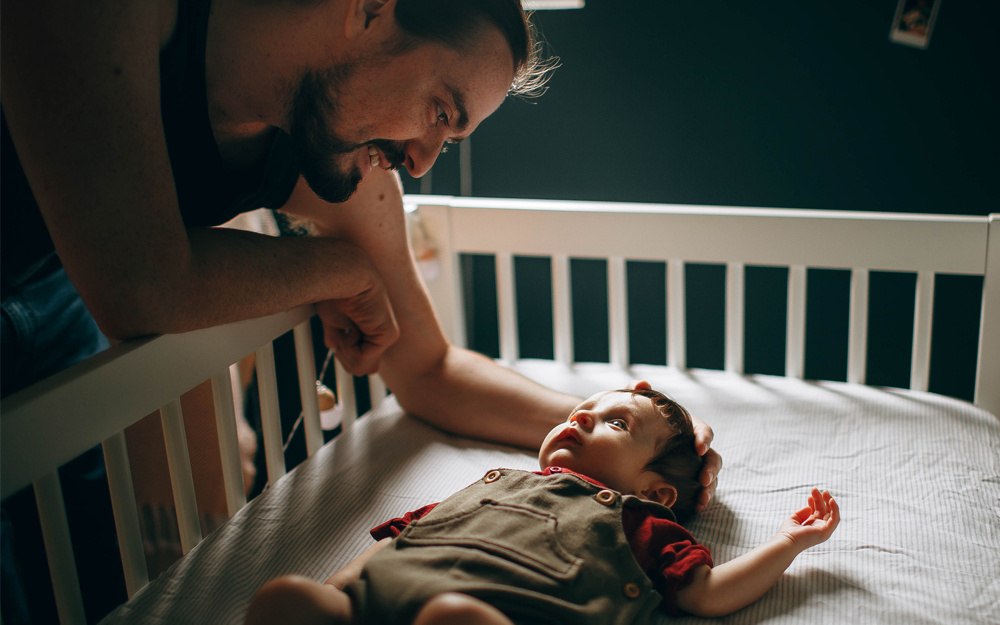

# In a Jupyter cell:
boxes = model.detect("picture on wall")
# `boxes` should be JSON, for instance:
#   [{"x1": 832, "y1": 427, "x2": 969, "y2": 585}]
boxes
[{"x1": 889, "y1": 0, "x2": 942, "y2": 49}]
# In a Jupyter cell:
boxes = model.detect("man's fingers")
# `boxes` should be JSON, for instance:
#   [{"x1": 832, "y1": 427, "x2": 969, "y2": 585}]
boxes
[
  {"x1": 690, "y1": 417, "x2": 715, "y2": 456},
  {"x1": 694, "y1": 477, "x2": 717, "y2": 513},
  {"x1": 699, "y1": 449, "x2": 722, "y2": 487}
]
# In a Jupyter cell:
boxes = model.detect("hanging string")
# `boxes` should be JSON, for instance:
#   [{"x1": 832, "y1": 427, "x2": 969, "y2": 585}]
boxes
[{"x1": 283, "y1": 348, "x2": 336, "y2": 452}]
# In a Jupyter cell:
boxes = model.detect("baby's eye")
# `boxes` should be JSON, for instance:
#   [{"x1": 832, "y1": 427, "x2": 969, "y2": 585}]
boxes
[{"x1": 608, "y1": 419, "x2": 627, "y2": 430}]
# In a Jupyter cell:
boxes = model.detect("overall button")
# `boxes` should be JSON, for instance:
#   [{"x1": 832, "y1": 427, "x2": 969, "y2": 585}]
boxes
[
  {"x1": 548, "y1": 467, "x2": 563, "y2": 473},
  {"x1": 484, "y1": 470, "x2": 502, "y2": 483},
  {"x1": 623, "y1": 582, "x2": 641, "y2": 599},
  {"x1": 595, "y1": 489, "x2": 616, "y2": 505}
]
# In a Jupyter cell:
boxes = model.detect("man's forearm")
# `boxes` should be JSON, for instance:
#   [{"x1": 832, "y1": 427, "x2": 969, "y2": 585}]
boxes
[
  {"x1": 287, "y1": 170, "x2": 579, "y2": 449},
  {"x1": 92, "y1": 227, "x2": 381, "y2": 339},
  {"x1": 386, "y1": 345, "x2": 579, "y2": 450}
]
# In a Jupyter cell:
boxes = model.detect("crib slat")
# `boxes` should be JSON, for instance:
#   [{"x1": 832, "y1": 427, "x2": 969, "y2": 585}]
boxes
[
  {"x1": 848, "y1": 268, "x2": 870, "y2": 385},
  {"x1": 609, "y1": 256, "x2": 628, "y2": 368},
  {"x1": 910, "y1": 271, "x2": 935, "y2": 392},
  {"x1": 293, "y1": 321, "x2": 323, "y2": 458},
  {"x1": 368, "y1": 373, "x2": 387, "y2": 412},
  {"x1": 496, "y1": 251, "x2": 518, "y2": 362},
  {"x1": 725, "y1": 262, "x2": 745, "y2": 374},
  {"x1": 553, "y1": 254, "x2": 573, "y2": 365},
  {"x1": 159, "y1": 399, "x2": 203, "y2": 554},
  {"x1": 667, "y1": 260, "x2": 686, "y2": 370},
  {"x1": 334, "y1": 357, "x2": 358, "y2": 432},
  {"x1": 33, "y1": 472, "x2": 86, "y2": 625},
  {"x1": 210, "y1": 369, "x2": 248, "y2": 517},
  {"x1": 449, "y1": 250, "x2": 468, "y2": 350},
  {"x1": 786, "y1": 265, "x2": 807, "y2": 379},
  {"x1": 101, "y1": 431, "x2": 148, "y2": 597},
  {"x1": 974, "y1": 213, "x2": 1000, "y2": 415},
  {"x1": 254, "y1": 342, "x2": 287, "y2": 484}
]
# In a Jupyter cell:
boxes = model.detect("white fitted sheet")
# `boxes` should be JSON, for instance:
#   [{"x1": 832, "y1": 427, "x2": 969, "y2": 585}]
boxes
[{"x1": 101, "y1": 365, "x2": 1000, "y2": 624}]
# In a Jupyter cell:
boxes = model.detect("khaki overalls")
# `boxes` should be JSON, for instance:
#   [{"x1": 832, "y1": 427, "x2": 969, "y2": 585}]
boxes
[{"x1": 345, "y1": 468, "x2": 673, "y2": 625}]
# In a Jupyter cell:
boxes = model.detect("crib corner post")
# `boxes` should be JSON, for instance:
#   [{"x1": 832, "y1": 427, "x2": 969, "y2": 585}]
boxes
[{"x1": 975, "y1": 214, "x2": 1000, "y2": 416}]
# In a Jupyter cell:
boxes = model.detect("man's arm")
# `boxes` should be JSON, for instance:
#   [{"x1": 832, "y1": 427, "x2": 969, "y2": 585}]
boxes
[
  {"x1": 282, "y1": 169, "x2": 723, "y2": 491},
  {"x1": 676, "y1": 489, "x2": 839, "y2": 616},
  {"x1": 283, "y1": 171, "x2": 577, "y2": 449},
  {"x1": 1, "y1": 0, "x2": 396, "y2": 359}
]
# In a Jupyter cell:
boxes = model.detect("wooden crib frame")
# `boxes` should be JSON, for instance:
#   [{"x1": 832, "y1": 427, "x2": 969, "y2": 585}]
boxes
[{"x1": 2, "y1": 197, "x2": 998, "y2": 624}]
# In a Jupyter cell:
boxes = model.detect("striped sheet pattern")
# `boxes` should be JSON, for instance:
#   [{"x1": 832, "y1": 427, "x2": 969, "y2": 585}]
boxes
[{"x1": 101, "y1": 368, "x2": 1000, "y2": 625}]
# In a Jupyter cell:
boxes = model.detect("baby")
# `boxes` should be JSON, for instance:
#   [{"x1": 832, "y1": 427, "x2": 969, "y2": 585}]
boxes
[{"x1": 246, "y1": 381, "x2": 839, "y2": 625}]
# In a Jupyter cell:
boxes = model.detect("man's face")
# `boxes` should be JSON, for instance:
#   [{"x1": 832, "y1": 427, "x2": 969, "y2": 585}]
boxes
[
  {"x1": 288, "y1": 26, "x2": 514, "y2": 204},
  {"x1": 538, "y1": 391, "x2": 673, "y2": 496}
]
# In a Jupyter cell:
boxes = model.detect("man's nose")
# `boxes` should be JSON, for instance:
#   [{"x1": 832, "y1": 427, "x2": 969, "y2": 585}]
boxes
[
  {"x1": 403, "y1": 136, "x2": 446, "y2": 179},
  {"x1": 570, "y1": 412, "x2": 593, "y2": 430}
]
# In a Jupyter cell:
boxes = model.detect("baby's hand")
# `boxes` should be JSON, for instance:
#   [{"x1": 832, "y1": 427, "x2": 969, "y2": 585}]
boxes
[{"x1": 777, "y1": 488, "x2": 839, "y2": 550}]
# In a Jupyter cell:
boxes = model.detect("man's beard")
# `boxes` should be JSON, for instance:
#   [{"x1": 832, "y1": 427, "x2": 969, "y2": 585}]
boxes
[{"x1": 288, "y1": 64, "x2": 406, "y2": 204}]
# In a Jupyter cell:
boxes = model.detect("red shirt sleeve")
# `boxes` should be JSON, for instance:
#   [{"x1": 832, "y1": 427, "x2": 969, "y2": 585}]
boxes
[
  {"x1": 369, "y1": 502, "x2": 439, "y2": 540},
  {"x1": 622, "y1": 506, "x2": 713, "y2": 616}
]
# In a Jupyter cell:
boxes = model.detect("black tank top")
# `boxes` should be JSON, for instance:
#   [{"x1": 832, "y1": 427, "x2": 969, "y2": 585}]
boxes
[{"x1": 0, "y1": 0, "x2": 301, "y2": 298}]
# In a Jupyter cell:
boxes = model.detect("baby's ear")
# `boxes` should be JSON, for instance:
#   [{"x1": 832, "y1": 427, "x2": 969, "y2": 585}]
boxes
[
  {"x1": 626, "y1": 380, "x2": 652, "y2": 391},
  {"x1": 642, "y1": 480, "x2": 677, "y2": 508}
]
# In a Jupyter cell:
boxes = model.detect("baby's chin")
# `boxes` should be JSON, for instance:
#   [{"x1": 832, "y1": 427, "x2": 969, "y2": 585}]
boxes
[{"x1": 538, "y1": 448, "x2": 577, "y2": 473}]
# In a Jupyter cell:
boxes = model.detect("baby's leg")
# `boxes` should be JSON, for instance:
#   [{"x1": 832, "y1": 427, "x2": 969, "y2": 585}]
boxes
[
  {"x1": 245, "y1": 575, "x2": 355, "y2": 625},
  {"x1": 412, "y1": 593, "x2": 515, "y2": 625}
]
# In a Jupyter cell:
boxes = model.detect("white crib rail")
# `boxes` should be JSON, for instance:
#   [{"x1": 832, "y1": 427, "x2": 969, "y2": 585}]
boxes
[
  {"x1": 413, "y1": 197, "x2": 998, "y2": 417},
  {"x1": 0, "y1": 303, "x2": 370, "y2": 620}
]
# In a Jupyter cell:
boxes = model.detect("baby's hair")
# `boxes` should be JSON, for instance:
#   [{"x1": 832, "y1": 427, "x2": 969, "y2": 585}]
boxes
[{"x1": 618, "y1": 388, "x2": 703, "y2": 523}]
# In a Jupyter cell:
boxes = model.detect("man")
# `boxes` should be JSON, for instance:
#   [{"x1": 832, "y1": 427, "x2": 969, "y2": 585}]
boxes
[
  {"x1": 3, "y1": 2, "x2": 721, "y2": 619},
  {"x1": 3, "y1": 0, "x2": 718, "y2": 543},
  {"x1": 3, "y1": 0, "x2": 721, "y2": 470}
]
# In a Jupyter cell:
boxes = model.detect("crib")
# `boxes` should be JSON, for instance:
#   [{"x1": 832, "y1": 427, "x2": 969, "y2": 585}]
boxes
[{"x1": 2, "y1": 197, "x2": 998, "y2": 624}]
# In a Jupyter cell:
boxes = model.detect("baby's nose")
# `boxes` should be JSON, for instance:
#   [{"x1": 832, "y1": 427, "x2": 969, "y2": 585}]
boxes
[{"x1": 570, "y1": 412, "x2": 593, "y2": 429}]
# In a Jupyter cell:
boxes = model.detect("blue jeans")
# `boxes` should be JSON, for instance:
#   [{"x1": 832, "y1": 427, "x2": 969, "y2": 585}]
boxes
[
  {"x1": 2, "y1": 265, "x2": 118, "y2": 624},
  {"x1": 1, "y1": 265, "x2": 109, "y2": 399}
]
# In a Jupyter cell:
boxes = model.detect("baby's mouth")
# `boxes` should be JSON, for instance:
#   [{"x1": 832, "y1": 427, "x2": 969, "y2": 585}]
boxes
[{"x1": 554, "y1": 427, "x2": 582, "y2": 445}]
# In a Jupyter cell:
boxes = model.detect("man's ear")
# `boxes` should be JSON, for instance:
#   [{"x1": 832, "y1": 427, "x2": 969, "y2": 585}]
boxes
[
  {"x1": 344, "y1": 0, "x2": 395, "y2": 40},
  {"x1": 641, "y1": 480, "x2": 677, "y2": 508}
]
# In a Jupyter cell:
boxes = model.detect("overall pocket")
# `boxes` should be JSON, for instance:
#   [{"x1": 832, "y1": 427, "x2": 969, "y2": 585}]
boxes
[{"x1": 397, "y1": 500, "x2": 583, "y2": 581}]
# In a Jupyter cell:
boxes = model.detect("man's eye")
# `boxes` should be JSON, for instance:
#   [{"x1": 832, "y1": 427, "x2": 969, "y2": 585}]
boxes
[{"x1": 436, "y1": 106, "x2": 448, "y2": 126}]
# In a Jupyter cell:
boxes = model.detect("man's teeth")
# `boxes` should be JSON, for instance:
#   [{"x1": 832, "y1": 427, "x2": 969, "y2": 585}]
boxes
[{"x1": 368, "y1": 146, "x2": 380, "y2": 168}]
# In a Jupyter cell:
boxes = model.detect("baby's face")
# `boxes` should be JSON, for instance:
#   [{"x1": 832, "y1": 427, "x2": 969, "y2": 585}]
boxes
[{"x1": 538, "y1": 391, "x2": 671, "y2": 496}]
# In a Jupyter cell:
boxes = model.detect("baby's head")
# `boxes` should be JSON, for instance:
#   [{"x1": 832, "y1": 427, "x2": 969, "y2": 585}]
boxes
[{"x1": 539, "y1": 382, "x2": 703, "y2": 522}]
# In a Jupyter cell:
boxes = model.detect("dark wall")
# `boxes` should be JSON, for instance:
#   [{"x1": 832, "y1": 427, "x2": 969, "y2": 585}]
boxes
[{"x1": 401, "y1": 1, "x2": 997, "y2": 400}]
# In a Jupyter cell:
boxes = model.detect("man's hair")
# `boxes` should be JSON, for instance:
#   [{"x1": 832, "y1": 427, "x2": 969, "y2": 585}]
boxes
[
  {"x1": 620, "y1": 388, "x2": 704, "y2": 523},
  {"x1": 392, "y1": 0, "x2": 556, "y2": 97}
]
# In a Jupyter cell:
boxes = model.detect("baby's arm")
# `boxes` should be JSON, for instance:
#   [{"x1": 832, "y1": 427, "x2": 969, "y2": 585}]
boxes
[
  {"x1": 245, "y1": 538, "x2": 393, "y2": 625},
  {"x1": 676, "y1": 489, "x2": 839, "y2": 617}
]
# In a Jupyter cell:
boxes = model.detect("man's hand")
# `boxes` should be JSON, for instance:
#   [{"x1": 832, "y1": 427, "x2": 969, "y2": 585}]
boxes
[
  {"x1": 694, "y1": 425, "x2": 721, "y2": 513},
  {"x1": 316, "y1": 281, "x2": 399, "y2": 376},
  {"x1": 627, "y1": 379, "x2": 720, "y2": 513},
  {"x1": 777, "y1": 488, "x2": 840, "y2": 550}
]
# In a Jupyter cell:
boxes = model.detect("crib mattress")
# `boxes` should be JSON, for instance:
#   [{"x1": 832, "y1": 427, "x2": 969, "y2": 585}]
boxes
[{"x1": 101, "y1": 365, "x2": 1000, "y2": 625}]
